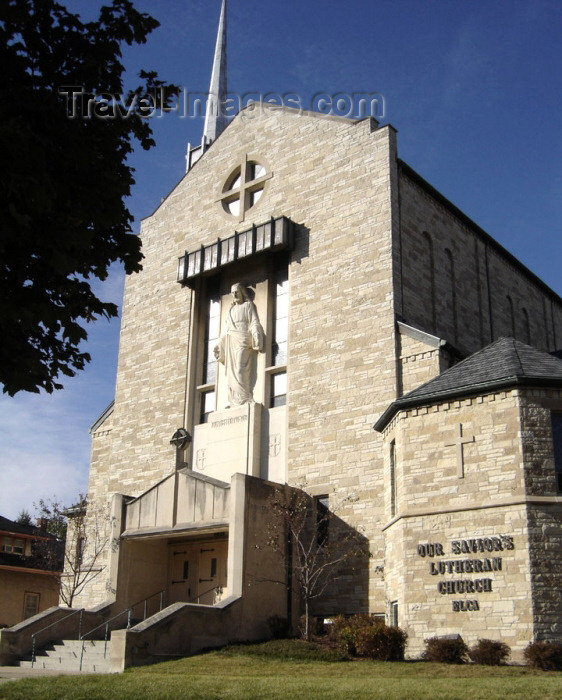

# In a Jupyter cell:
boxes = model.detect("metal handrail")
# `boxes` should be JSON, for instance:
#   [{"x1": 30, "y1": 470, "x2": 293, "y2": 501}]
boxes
[
  {"x1": 78, "y1": 589, "x2": 165, "y2": 670},
  {"x1": 187, "y1": 584, "x2": 224, "y2": 605},
  {"x1": 31, "y1": 607, "x2": 84, "y2": 668}
]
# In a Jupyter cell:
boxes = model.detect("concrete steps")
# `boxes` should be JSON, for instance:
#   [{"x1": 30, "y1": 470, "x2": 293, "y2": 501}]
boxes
[{"x1": 19, "y1": 639, "x2": 111, "y2": 673}]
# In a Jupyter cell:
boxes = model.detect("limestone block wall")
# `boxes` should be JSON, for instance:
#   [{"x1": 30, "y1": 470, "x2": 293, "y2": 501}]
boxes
[
  {"x1": 65, "y1": 493, "x2": 120, "y2": 609},
  {"x1": 88, "y1": 410, "x2": 113, "y2": 504},
  {"x1": 381, "y1": 391, "x2": 536, "y2": 658},
  {"x1": 384, "y1": 506, "x2": 532, "y2": 660},
  {"x1": 397, "y1": 327, "x2": 456, "y2": 397},
  {"x1": 519, "y1": 388, "x2": 562, "y2": 496},
  {"x1": 518, "y1": 388, "x2": 562, "y2": 640},
  {"x1": 398, "y1": 333, "x2": 441, "y2": 396},
  {"x1": 282, "y1": 118, "x2": 400, "y2": 613},
  {"x1": 65, "y1": 413, "x2": 116, "y2": 609},
  {"x1": 81, "y1": 109, "x2": 402, "y2": 611},
  {"x1": 527, "y1": 504, "x2": 562, "y2": 641},
  {"x1": 397, "y1": 167, "x2": 562, "y2": 357},
  {"x1": 388, "y1": 391, "x2": 526, "y2": 518}
]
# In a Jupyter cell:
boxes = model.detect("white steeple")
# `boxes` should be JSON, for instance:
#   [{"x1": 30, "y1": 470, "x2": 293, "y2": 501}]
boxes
[
  {"x1": 186, "y1": 0, "x2": 228, "y2": 172},
  {"x1": 203, "y1": 0, "x2": 228, "y2": 145}
]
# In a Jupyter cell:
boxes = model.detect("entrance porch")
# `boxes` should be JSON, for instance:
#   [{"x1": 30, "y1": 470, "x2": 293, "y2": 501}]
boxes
[{"x1": 0, "y1": 473, "x2": 294, "y2": 671}]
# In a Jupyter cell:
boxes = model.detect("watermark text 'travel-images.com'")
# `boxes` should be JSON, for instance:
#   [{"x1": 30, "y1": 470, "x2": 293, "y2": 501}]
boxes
[{"x1": 58, "y1": 87, "x2": 386, "y2": 121}]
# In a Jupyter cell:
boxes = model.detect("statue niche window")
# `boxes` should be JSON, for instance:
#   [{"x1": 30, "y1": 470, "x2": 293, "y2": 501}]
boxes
[
  {"x1": 219, "y1": 159, "x2": 271, "y2": 222},
  {"x1": 198, "y1": 291, "x2": 221, "y2": 424},
  {"x1": 267, "y1": 266, "x2": 288, "y2": 408},
  {"x1": 194, "y1": 263, "x2": 288, "y2": 418}
]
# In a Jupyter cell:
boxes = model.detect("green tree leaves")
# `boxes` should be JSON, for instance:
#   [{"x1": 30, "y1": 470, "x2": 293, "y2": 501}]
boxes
[{"x1": 0, "y1": 0, "x2": 178, "y2": 394}]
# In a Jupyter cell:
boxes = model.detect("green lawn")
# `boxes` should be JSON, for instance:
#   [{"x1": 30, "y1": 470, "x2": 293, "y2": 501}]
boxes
[{"x1": 1, "y1": 640, "x2": 561, "y2": 700}]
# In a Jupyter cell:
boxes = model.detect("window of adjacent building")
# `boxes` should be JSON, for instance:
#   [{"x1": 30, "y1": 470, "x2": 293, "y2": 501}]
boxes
[
  {"x1": 551, "y1": 413, "x2": 562, "y2": 492},
  {"x1": 23, "y1": 592, "x2": 40, "y2": 619},
  {"x1": 390, "y1": 440, "x2": 397, "y2": 518},
  {"x1": 1, "y1": 537, "x2": 24, "y2": 555},
  {"x1": 315, "y1": 495, "x2": 330, "y2": 547}
]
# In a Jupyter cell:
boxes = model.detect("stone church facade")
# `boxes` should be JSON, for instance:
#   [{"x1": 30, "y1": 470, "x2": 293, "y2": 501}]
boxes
[{"x1": 60, "y1": 104, "x2": 562, "y2": 664}]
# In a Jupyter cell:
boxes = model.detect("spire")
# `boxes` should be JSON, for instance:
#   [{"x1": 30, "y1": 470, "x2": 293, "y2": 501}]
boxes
[
  {"x1": 203, "y1": 0, "x2": 228, "y2": 146},
  {"x1": 186, "y1": 0, "x2": 228, "y2": 172}
]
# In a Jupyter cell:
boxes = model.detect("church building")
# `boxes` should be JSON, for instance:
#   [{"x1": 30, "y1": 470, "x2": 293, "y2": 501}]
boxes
[{"x1": 3, "y1": 0, "x2": 561, "y2": 671}]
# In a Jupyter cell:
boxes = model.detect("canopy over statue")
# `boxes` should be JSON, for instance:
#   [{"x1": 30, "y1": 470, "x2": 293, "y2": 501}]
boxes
[{"x1": 214, "y1": 283, "x2": 264, "y2": 406}]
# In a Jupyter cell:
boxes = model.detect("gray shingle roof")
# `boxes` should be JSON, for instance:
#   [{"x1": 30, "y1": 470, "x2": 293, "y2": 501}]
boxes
[
  {"x1": 0, "y1": 515, "x2": 40, "y2": 537},
  {"x1": 374, "y1": 337, "x2": 562, "y2": 431}
]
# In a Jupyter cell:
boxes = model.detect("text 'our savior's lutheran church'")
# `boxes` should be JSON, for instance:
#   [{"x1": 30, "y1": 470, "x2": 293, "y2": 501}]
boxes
[{"x1": 4, "y1": 0, "x2": 561, "y2": 671}]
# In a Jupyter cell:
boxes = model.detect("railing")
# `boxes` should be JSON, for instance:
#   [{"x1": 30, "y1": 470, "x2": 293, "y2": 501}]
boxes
[
  {"x1": 31, "y1": 607, "x2": 84, "y2": 668},
  {"x1": 78, "y1": 589, "x2": 165, "y2": 671},
  {"x1": 187, "y1": 585, "x2": 224, "y2": 605}
]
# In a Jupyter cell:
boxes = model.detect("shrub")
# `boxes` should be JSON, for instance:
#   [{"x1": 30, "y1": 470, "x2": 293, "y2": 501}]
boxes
[
  {"x1": 524, "y1": 641, "x2": 562, "y2": 671},
  {"x1": 356, "y1": 623, "x2": 408, "y2": 661},
  {"x1": 329, "y1": 614, "x2": 371, "y2": 655},
  {"x1": 423, "y1": 635, "x2": 468, "y2": 664},
  {"x1": 468, "y1": 638, "x2": 511, "y2": 665},
  {"x1": 267, "y1": 615, "x2": 290, "y2": 640},
  {"x1": 329, "y1": 614, "x2": 407, "y2": 660}
]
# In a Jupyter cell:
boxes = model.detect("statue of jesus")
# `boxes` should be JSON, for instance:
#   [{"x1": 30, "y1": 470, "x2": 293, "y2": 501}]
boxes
[{"x1": 214, "y1": 283, "x2": 264, "y2": 406}]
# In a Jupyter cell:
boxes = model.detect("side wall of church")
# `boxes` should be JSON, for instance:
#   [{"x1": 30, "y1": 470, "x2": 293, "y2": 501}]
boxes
[
  {"x1": 397, "y1": 170, "x2": 562, "y2": 358},
  {"x1": 87, "y1": 416, "x2": 114, "y2": 514},
  {"x1": 518, "y1": 389, "x2": 562, "y2": 640}
]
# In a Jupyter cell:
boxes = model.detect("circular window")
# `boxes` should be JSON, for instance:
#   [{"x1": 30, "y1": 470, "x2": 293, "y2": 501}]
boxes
[{"x1": 220, "y1": 159, "x2": 270, "y2": 221}]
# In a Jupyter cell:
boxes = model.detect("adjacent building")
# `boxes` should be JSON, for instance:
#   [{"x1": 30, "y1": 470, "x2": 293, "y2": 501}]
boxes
[{"x1": 0, "y1": 516, "x2": 61, "y2": 628}]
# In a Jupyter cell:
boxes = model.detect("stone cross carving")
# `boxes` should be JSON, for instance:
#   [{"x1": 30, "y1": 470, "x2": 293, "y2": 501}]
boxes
[
  {"x1": 170, "y1": 428, "x2": 191, "y2": 470},
  {"x1": 445, "y1": 423, "x2": 475, "y2": 478},
  {"x1": 214, "y1": 283, "x2": 264, "y2": 407}
]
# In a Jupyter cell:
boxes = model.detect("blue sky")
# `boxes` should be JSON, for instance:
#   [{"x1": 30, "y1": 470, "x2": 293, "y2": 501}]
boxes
[{"x1": 1, "y1": 0, "x2": 561, "y2": 519}]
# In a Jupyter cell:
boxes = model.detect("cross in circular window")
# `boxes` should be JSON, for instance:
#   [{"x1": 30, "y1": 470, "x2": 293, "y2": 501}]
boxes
[{"x1": 219, "y1": 157, "x2": 271, "y2": 222}]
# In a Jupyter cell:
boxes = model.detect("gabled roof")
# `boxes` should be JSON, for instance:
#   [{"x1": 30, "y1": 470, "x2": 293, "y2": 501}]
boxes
[
  {"x1": 90, "y1": 401, "x2": 114, "y2": 433},
  {"x1": 374, "y1": 338, "x2": 562, "y2": 431}
]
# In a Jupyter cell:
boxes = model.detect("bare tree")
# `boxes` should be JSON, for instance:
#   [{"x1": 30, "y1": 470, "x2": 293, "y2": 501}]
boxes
[
  {"x1": 33, "y1": 496, "x2": 110, "y2": 608},
  {"x1": 264, "y1": 485, "x2": 369, "y2": 641},
  {"x1": 59, "y1": 499, "x2": 110, "y2": 608}
]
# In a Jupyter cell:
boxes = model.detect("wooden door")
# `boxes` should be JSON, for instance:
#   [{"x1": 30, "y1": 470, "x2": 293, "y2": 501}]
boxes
[
  {"x1": 168, "y1": 544, "x2": 197, "y2": 604},
  {"x1": 197, "y1": 541, "x2": 227, "y2": 605}
]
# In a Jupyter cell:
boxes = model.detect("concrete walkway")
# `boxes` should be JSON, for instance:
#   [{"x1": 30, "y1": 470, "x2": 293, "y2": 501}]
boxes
[{"x1": 0, "y1": 666, "x2": 83, "y2": 684}]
